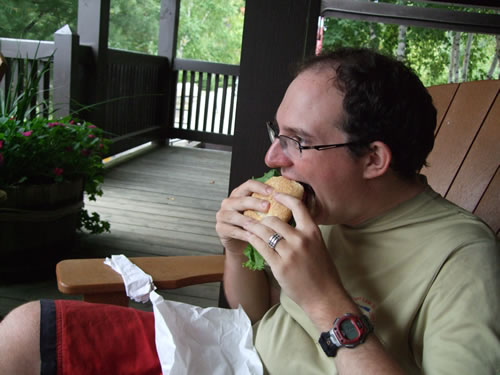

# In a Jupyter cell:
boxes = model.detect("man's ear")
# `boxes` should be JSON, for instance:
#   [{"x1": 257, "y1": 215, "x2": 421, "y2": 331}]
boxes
[{"x1": 362, "y1": 141, "x2": 392, "y2": 179}]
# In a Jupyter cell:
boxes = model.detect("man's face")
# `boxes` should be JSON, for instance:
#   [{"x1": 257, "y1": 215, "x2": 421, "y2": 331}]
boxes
[{"x1": 264, "y1": 69, "x2": 367, "y2": 225}]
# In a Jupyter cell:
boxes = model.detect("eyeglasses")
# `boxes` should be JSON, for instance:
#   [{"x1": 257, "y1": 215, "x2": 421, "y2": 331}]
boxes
[{"x1": 266, "y1": 121, "x2": 358, "y2": 159}]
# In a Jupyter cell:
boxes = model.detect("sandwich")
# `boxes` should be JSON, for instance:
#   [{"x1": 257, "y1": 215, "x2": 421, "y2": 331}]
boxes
[
  {"x1": 242, "y1": 170, "x2": 304, "y2": 270},
  {"x1": 244, "y1": 176, "x2": 304, "y2": 223}
]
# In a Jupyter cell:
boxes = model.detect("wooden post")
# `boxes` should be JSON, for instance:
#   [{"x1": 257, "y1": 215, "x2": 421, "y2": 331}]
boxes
[
  {"x1": 229, "y1": 0, "x2": 321, "y2": 191},
  {"x1": 158, "y1": 0, "x2": 180, "y2": 64},
  {"x1": 158, "y1": 0, "x2": 181, "y2": 143},
  {"x1": 53, "y1": 25, "x2": 80, "y2": 118},
  {"x1": 76, "y1": 0, "x2": 110, "y2": 126}
]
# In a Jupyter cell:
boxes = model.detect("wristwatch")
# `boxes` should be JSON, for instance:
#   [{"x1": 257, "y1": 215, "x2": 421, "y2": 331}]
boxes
[{"x1": 318, "y1": 313, "x2": 373, "y2": 357}]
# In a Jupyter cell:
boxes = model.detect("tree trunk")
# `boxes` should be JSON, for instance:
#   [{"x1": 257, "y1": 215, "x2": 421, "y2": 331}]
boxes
[
  {"x1": 369, "y1": 24, "x2": 377, "y2": 49},
  {"x1": 461, "y1": 33, "x2": 473, "y2": 82},
  {"x1": 449, "y1": 31, "x2": 461, "y2": 83},
  {"x1": 396, "y1": 24, "x2": 408, "y2": 61},
  {"x1": 487, "y1": 35, "x2": 500, "y2": 79}
]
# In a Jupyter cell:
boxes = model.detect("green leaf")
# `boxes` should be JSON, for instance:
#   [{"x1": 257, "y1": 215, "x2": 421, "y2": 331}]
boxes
[
  {"x1": 241, "y1": 168, "x2": 280, "y2": 271},
  {"x1": 242, "y1": 244, "x2": 267, "y2": 271}
]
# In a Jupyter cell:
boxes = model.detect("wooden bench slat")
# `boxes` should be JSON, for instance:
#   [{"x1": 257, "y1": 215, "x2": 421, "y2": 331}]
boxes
[
  {"x1": 423, "y1": 80, "x2": 500, "y2": 196},
  {"x1": 474, "y1": 167, "x2": 500, "y2": 236},
  {"x1": 446, "y1": 92, "x2": 500, "y2": 212},
  {"x1": 427, "y1": 82, "x2": 459, "y2": 134}
]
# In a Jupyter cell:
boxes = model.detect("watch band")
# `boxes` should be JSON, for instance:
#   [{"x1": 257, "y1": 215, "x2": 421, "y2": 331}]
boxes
[
  {"x1": 319, "y1": 330, "x2": 340, "y2": 357},
  {"x1": 318, "y1": 313, "x2": 373, "y2": 357}
]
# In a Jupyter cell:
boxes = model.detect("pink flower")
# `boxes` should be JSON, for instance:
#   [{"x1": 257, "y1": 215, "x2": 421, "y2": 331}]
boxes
[
  {"x1": 81, "y1": 149, "x2": 91, "y2": 157},
  {"x1": 0, "y1": 140, "x2": 3, "y2": 149},
  {"x1": 22, "y1": 130, "x2": 33, "y2": 137},
  {"x1": 48, "y1": 122, "x2": 66, "y2": 128},
  {"x1": 53, "y1": 167, "x2": 64, "y2": 176},
  {"x1": 88, "y1": 134, "x2": 96, "y2": 139},
  {"x1": 88, "y1": 125, "x2": 96, "y2": 129}
]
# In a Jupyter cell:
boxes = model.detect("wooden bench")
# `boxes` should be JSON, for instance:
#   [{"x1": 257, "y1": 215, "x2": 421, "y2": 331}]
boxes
[
  {"x1": 423, "y1": 80, "x2": 499, "y2": 236},
  {"x1": 56, "y1": 80, "x2": 500, "y2": 306}
]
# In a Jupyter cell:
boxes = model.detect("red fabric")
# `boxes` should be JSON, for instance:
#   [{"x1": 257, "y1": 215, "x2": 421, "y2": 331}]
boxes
[{"x1": 54, "y1": 300, "x2": 161, "y2": 375}]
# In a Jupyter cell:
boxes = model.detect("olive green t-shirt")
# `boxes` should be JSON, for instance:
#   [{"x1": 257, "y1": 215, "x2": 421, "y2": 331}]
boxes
[{"x1": 253, "y1": 186, "x2": 499, "y2": 374}]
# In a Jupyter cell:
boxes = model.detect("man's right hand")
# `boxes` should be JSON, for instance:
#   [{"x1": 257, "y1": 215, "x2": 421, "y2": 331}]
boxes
[
  {"x1": 215, "y1": 179, "x2": 273, "y2": 254},
  {"x1": 216, "y1": 179, "x2": 277, "y2": 321}
]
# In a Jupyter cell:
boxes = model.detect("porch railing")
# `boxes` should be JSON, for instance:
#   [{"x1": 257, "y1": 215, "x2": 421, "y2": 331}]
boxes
[
  {"x1": 0, "y1": 38, "x2": 55, "y2": 119},
  {"x1": 171, "y1": 59, "x2": 239, "y2": 146},
  {"x1": 0, "y1": 32, "x2": 239, "y2": 155}
]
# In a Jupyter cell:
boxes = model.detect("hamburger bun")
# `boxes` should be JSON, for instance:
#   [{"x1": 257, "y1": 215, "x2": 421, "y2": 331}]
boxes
[{"x1": 244, "y1": 176, "x2": 304, "y2": 222}]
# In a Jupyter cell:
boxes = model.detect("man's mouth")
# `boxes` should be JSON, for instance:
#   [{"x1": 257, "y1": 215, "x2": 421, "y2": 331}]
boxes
[{"x1": 301, "y1": 182, "x2": 316, "y2": 212}]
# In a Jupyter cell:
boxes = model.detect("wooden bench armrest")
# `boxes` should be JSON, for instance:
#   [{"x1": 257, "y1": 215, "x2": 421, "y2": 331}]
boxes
[{"x1": 56, "y1": 255, "x2": 225, "y2": 306}]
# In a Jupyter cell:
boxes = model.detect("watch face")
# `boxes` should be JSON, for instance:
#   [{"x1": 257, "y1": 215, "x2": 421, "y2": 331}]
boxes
[
  {"x1": 334, "y1": 315, "x2": 364, "y2": 346},
  {"x1": 340, "y1": 319, "x2": 360, "y2": 340},
  {"x1": 323, "y1": 314, "x2": 373, "y2": 356}
]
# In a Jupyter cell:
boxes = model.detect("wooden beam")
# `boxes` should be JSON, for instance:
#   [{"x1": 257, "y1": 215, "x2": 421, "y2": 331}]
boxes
[
  {"x1": 76, "y1": 0, "x2": 111, "y2": 126},
  {"x1": 77, "y1": 0, "x2": 110, "y2": 53},
  {"x1": 173, "y1": 58, "x2": 239, "y2": 76},
  {"x1": 158, "y1": 0, "x2": 180, "y2": 63},
  {"x1": 321, "y1": 0, "x2": 500, "y2": 35},
  {"x1": 53, "y1": 25, "x2": 80, "y2": 117},
  {"x1": 230, "y1": 0, "x2": 321, "y2": 192},
  {"x1": 0, "y1": 38, "x2": 55, "y2": 59}
]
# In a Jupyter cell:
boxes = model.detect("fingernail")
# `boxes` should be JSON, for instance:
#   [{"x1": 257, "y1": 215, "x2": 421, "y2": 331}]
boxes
[{"x1": 266, "y1": 187, "x2": 273, "y2": 194}]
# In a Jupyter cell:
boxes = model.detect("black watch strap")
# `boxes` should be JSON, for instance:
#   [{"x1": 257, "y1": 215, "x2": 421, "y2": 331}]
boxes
[{"x1": 319, "y1": 331, "x2": 339, "y2": 357}]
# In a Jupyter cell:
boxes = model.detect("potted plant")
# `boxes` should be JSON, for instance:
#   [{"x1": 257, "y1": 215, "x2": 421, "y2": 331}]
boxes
[{"x1": 0, "y1": 52, "x2": 110, "y2": 280}]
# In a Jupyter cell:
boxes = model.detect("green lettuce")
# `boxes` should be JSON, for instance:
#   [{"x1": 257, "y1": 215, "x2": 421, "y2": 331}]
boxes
[{"x1": 242, "y1": 169, "x2": 280, "y2": 271}]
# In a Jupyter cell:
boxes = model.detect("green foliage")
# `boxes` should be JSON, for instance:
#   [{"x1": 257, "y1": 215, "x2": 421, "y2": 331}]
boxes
[
  {"x1": 0, "y1": 56, "x2": 110, "y2": 234},
  {"x1": 3, "y1": 0, "x2": 244, "y2": 65},
  {"x1": 177, "y1": 0, "x2": 245, "y2": 64},
  {"x1": 107, "y1": 0, "x2": 245, "y2": 64},
  {"x1": 109, "y1": 0, "x2": 161, "y2": 54},
  {"x1": 404, "y1": 27, "x2": 451, "y2": 85},
  {"x1": 322, "y1": 16, "x2": 499, "y2": 86},
  {"x1": 3, "y1": 2, "x2": 497, "y2": 86},
  {"x1": 0, "y1": 0, "x2": 77, "y2": 40},
  {"x1": 0, "y1": 116, "x2": 111, "y2": 234}
]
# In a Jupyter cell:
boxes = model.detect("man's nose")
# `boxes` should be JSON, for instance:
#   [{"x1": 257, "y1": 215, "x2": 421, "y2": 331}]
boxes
[{"x1": 265, "y1": 139, "x2": 293, "y2": 168}]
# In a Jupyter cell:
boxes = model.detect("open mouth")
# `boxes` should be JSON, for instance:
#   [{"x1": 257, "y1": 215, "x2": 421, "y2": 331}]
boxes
[{"x1": 300, "y1": 182, "x2": 316, "y2": 212}]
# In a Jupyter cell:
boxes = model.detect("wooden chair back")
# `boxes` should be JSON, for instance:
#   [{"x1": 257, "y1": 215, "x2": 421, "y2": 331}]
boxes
[{"x1": 423, "y1": 80, "x2": 500, "y2": 237}]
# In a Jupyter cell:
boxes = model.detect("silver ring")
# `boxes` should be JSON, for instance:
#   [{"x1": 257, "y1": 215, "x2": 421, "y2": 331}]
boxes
[{"x1": 267, "y1": 233, "x2": 283, "y2": 250}]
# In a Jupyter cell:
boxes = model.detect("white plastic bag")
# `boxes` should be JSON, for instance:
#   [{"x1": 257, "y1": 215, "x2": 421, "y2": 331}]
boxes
[{"x1": 104, "y1": 254, "x2": 264, "y2": 375}]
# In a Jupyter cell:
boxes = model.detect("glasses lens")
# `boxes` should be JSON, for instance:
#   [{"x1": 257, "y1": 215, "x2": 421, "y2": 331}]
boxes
[
  {"x1": 266, "y1": 122, "x2": 301, "y2": 158},
  {"x1": 267, "y1": 122, "x2": 277, "y2": 142},
  {"x1": 281, "y1": 137, "x2": 301, "y2": 158}
]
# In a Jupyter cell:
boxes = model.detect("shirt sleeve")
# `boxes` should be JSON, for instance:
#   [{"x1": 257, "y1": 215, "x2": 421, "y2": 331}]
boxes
[{"x1": 410, "y1": 240, "x2": 500, "y2": 375}]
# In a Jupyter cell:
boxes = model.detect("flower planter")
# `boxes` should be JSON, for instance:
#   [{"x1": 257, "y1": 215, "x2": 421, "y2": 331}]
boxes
[{"x1": 0, "y1": 179, "x2": 84, "y2": 281}]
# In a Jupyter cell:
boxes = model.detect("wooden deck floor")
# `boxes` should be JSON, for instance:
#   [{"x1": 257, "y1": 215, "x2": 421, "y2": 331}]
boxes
[{"x1": 0, "y1": 145, "x2": 231, "y2": 318}]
